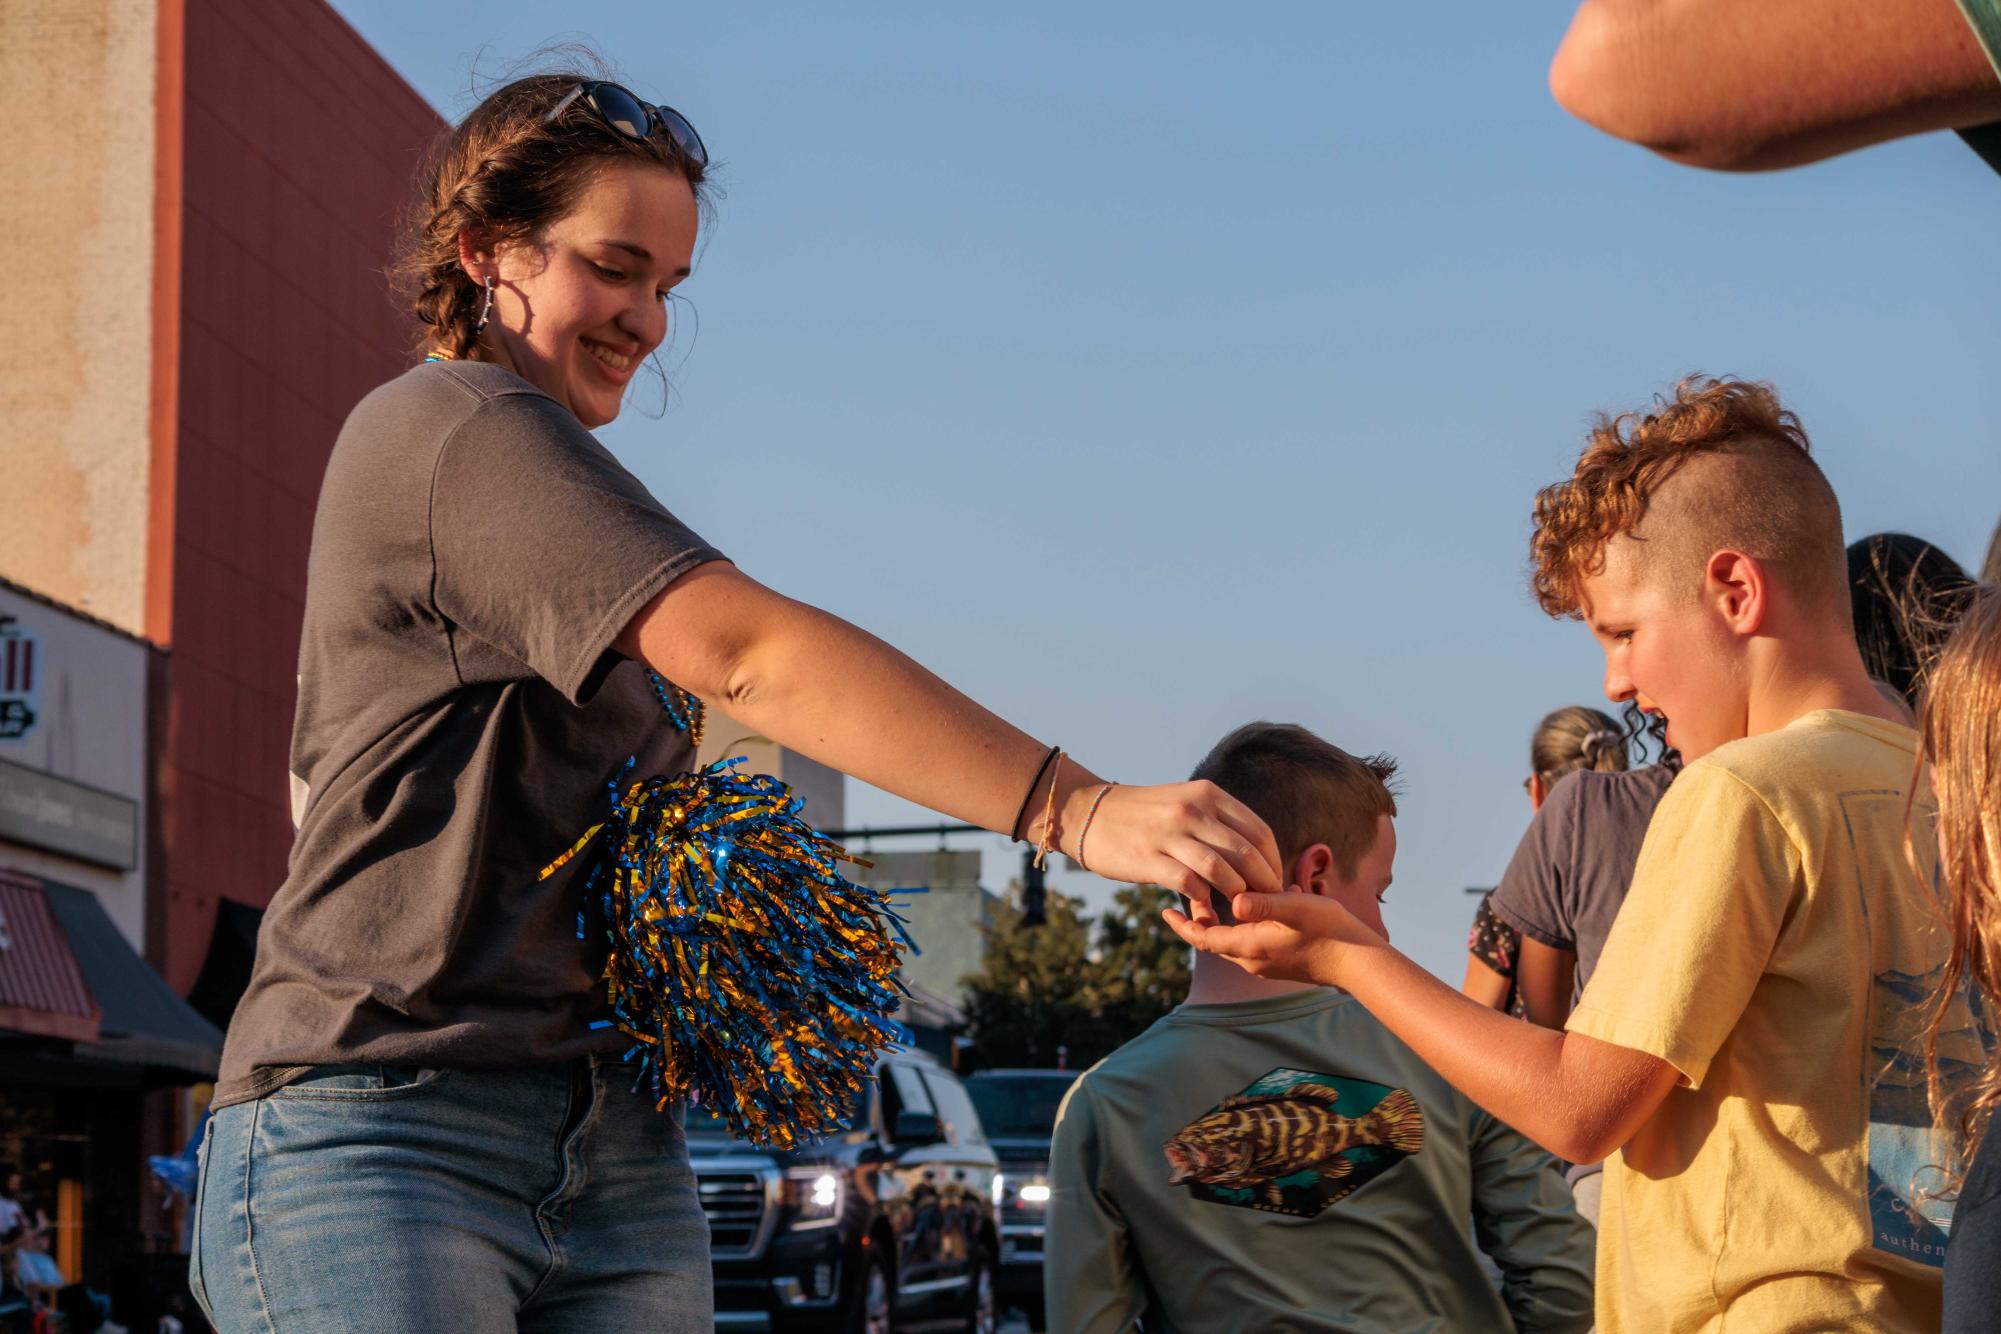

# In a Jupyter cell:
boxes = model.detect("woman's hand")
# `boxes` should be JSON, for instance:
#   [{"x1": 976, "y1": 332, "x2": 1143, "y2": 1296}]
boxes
[
  {"x1": 1051, "y1": 780, "x2": 1284, "y2": 902},
  {"x1": 1161, "y1": 889, "x2": 1386, "y2": 985}
]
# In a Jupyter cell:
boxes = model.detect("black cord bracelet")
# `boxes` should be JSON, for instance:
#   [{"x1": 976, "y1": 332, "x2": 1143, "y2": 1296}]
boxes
[{"x1": 1011, "y1": 744, "x2": 1062, "y2": 842}]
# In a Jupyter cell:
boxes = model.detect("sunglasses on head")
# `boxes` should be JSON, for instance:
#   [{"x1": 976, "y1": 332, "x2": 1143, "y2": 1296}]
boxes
[{"x1": 546, "y1": 81, "x2": 707, "y2": 168}]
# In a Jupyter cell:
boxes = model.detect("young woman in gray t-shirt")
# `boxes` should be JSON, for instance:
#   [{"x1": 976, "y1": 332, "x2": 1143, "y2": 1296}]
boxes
[{"x1": 191, "y1": 69, "x2": 1281, "y2": 1334}]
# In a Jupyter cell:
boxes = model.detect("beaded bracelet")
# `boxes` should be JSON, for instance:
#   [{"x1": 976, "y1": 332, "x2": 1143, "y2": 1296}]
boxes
[
  {"x1": 1075, "y1": 781, "x2": 1117, "y2": 873},
  {"x1": 1011, "y1": 745, "x2": 1062, "y2": 842}
]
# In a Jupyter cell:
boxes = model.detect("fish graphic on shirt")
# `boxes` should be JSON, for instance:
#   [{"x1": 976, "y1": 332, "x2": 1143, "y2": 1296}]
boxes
[{"x1": 1163, "y1": 1079, "x2": 1425, "y2": 1209}]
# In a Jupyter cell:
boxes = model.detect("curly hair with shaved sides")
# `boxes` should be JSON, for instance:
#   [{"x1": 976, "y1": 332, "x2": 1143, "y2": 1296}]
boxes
[{"x1": 1529, "y1": 376, "x2": 1844, "y2": 621}]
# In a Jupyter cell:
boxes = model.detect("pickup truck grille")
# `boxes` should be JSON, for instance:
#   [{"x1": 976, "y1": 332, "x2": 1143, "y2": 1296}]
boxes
[{"x1": 698, "y1": 1170, "x2": 769, "y2": 1258}]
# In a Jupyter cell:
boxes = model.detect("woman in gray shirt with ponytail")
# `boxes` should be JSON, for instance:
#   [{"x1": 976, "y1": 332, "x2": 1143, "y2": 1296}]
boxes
[{"x1": 191, "y1": 66, "x2": 1280, "y2": 1334}]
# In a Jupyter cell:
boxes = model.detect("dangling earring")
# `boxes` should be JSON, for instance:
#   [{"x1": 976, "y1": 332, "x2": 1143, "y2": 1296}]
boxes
[{"x1": 473, "y1": 275, "x2": 496, "y2": 336}]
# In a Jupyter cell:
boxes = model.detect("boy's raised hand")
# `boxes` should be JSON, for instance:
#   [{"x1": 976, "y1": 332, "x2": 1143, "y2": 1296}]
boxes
[{"x1": 1161, "y1": 889, "x2": 1384, "y2": 984}]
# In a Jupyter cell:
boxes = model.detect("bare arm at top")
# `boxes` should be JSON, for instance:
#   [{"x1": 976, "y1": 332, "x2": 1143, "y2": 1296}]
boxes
[{"x1": 1549, "y1": 0, "x2": 2001, "y2": 169}]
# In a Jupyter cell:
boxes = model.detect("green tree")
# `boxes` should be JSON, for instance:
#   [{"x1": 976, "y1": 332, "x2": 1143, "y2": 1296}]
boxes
[
  {"x1": 958, "y1": 883, "x2": 1192, "y2": 1070},
  {"x1": 1088, "y1": 883, "x2": 1193, "y2": 1041},
  {"x1": 959, "y1": 886, "x2": 1111, "y2": 1068}
]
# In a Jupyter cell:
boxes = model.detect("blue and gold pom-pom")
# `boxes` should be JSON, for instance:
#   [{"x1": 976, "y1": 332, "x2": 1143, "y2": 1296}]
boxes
[{"x1": 543, "y1": 691, "x2": 910, "y2": 1149}]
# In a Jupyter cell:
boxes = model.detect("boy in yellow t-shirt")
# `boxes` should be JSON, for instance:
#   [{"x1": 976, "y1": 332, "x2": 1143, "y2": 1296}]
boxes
[{"x1": 1168, "y1": 377, "x2": 1976, "y2": 1333}]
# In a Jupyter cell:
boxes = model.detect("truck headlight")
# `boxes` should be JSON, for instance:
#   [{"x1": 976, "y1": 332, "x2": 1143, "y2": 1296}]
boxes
[
  {"x1": 1019, "y1": 1183, "x2": 1051, "y2": 1204},
  {"x1": 784, "y1": 1168, "x2": 841, "y2": 1229}
]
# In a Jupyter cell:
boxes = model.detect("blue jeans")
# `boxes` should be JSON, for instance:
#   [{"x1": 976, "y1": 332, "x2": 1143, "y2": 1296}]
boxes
[{"x1": 191, "y1": 1059, "x2": 712, "y2": 1332}]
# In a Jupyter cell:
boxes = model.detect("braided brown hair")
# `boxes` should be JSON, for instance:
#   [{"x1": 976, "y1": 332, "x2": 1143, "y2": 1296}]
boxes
[{"x1": 395, "y1": 72, "x2": 708, "y2": 361}]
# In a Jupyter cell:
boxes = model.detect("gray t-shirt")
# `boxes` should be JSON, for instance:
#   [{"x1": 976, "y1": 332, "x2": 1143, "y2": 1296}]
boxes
[
  {"x1": 215, "y1": 361, "x2": 726, "y2": 1107},
  {"x1": 1487, "y1": 764, "x2": 1676, "y2": 1000}
]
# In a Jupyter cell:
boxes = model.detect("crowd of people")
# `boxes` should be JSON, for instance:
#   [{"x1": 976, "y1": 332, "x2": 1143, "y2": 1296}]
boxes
[
  {"x1": 1046, "y1": 379, "x2": 2001, "y2": 1333},
  {"x1": 1, "y1": 1168, "x2": 163, "y2": 1334},
  {"x1": 1, "y1": 1165, "x2": 64, "y2": 1315},
  {"x1": 149, "y1": 0, "x2": 2001, "y2": 1327}
]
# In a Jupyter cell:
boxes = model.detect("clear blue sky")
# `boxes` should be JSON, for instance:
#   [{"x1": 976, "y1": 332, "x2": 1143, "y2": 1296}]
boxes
[{"x1": 333, "y1": 2, "x2": 2001, "y2": 982}]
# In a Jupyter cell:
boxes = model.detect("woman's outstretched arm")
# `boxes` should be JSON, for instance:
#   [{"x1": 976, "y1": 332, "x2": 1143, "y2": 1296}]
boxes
[{"x1": 618, "y1": 561, "x2": 1283, "y2": 900}]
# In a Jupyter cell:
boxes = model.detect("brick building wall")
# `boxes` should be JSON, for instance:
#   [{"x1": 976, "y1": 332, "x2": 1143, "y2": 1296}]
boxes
[{"x1": 158, "y1": 0, "x2": 442, "y2": 989}]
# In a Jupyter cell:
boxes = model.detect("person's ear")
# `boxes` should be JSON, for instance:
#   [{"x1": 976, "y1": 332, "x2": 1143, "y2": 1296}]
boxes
[
  {"x1": 1291, "y1": 843, "x2": 1334, "y2": 896},
  {"x1": 456, "y1": 228, "x2": 496, "y2": 284},
  {"x1": 1707, "y1": 549, "x2": 1767, "y2": 636},
  {"x1": 1528, "y1": 772, "x2": 1547, "y2": 810}
]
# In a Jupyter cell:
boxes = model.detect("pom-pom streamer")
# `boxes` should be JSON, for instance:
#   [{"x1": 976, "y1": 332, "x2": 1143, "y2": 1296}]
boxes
[{"x1": 543, "y1": 755, "x2": 910, "y2": 1150}]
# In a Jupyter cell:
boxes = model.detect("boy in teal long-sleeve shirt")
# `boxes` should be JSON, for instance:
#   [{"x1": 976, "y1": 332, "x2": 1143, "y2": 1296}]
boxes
[{"x1": 1046, "y1": 723, "x2": 1594, "y2": 1334}]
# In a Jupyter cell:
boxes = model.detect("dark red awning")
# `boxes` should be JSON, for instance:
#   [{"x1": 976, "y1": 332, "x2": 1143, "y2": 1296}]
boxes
[{"x1": 0, "y1": 870, "x2": 101, "y2": 1043}]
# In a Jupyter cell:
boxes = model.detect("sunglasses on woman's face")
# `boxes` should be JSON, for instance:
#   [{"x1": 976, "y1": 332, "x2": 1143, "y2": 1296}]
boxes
[{"x1": 547, "y1": 81, "x2": 707, "y2": 168}]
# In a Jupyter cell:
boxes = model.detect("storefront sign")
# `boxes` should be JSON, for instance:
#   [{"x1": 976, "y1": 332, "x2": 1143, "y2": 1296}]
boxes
[
  {"x1": 0, "y1": 757, "x2": 138, "y2": 870},
  {"x1": 0, "y1": 616, "x2": 38, "y2": 742}
]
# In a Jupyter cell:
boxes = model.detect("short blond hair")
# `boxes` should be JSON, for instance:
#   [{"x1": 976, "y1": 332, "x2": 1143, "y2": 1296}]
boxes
[{"x1": 1530, "y1": 376, "x2": 1846, "y2": 621}]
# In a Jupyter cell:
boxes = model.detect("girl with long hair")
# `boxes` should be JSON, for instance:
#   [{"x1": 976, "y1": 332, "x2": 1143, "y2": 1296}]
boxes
[{"x1": 1920, "y1": 591, "x2": 2001, "y2": 1331}]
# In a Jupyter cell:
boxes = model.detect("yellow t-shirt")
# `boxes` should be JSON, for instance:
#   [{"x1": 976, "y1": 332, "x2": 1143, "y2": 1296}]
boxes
[{"x1": 1569, "y1": 710, "x2": 1981, "y2": 1334}]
